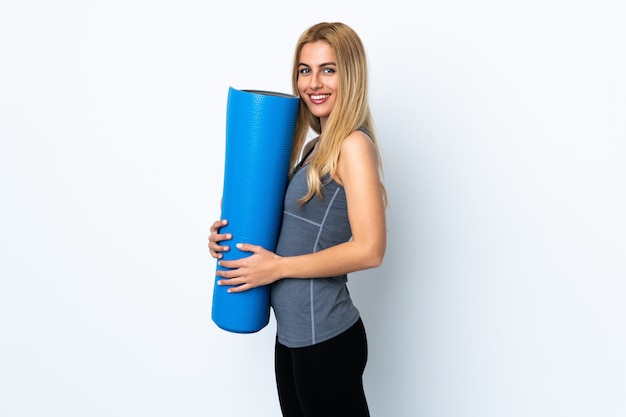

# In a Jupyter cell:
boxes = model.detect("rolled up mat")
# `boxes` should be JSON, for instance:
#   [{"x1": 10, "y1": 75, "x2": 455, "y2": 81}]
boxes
[{"x1": 212, "y1": 87, "x2": 299, "y2": 333}]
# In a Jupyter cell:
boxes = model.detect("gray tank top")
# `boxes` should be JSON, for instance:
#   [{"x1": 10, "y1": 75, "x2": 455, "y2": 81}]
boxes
[{"x1": 271, "y1": 141, "x2": 361, "y2": 348}]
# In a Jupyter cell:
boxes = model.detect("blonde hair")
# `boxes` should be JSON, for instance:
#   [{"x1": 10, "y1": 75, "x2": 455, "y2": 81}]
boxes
[{"x1": 290, "y1": 22, "x2": 387, "y2": 206}]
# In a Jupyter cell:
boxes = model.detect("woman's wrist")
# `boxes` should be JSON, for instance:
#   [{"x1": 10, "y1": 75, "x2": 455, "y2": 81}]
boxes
[{"x1": 275, "y1": 255, "x2": 290, "y2": 282}]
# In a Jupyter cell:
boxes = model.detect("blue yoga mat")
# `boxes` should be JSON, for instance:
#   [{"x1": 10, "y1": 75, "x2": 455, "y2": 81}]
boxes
[{"x1": 212, "y1": 87, "x2": 299, "y2": 334}]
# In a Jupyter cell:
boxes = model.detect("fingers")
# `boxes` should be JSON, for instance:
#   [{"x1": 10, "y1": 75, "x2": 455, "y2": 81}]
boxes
[
  {"x1": 208, "y1": 219, "x2": 231, "y2": 259},
  {"x1": 224, "y1": 283, "x2": 251, "y2": 293},
  {"x1": 216, "y1": 273, "x2": 253, "y2": 293},
  {"x1": 213, "y1": 244, "x2": 278, "y2": 293},
  {"x1": 217, "y1": 279, "x2": 251, "y2": 293},
  {"x1": 209, "y1": 241, "x2": 231, "y2": 259},
  {"x1": 209, "y1": 219, "x2": 228, "y2": 234},
  {"x1": 216, "y1": 259, "x2": 240, "y2": 272},
  {"x1": 234, "y1": 243, "x2": 262, "y2": 253},
  {"x1": 215, "y1": 269, "x2": 245, "y2": 292},
  {"x1": 215, "y1": 257, "x2": 251, "y2": 278}
]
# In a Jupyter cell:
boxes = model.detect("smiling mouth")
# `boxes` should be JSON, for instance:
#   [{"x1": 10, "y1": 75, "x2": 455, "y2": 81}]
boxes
[{"x1": 310, "y1": 94, "x2": 330, "y2": 103}]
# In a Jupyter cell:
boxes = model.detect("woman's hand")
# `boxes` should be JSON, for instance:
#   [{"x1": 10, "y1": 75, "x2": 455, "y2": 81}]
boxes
[
  {"x1": 208, "y1": 219, "x2": 231, "y2": 259},
  {"x1": 216, "y1": 243, "x2": 283, "y2": 293}
]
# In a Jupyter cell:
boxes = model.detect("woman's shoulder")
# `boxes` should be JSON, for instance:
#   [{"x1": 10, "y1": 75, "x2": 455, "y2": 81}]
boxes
[
  {"x1": 340, "y1": 129, "x2": 375, "y2": 155},
  {"x1": 335, "y1": 129, "x2": 378, "y2": 182}
]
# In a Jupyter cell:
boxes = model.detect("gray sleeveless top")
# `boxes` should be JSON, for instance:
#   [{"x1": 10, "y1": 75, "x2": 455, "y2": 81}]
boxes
[{"x1": 271, "y1": 139, "x2": 361, "y2": 348}]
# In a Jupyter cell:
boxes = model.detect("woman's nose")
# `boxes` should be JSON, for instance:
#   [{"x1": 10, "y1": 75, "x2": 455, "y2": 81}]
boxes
[{"x1": 310, "y1": 72, "x2": 323, "y2": 89}]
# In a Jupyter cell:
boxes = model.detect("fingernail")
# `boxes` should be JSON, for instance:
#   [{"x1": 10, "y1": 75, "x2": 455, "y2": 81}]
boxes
[{"x1": 236, "y1": 243, "x2": 243, "y2": 249}]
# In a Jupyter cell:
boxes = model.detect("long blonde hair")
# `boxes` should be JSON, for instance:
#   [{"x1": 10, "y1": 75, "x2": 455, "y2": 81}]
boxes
[{"x1": 290, "y1": 22, "x2": 387, "y2": 206}]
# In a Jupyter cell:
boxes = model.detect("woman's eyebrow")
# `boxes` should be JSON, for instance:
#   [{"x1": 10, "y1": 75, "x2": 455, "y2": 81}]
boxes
[{"x1": 298, "y1": 62, "x2": 336, "y2": 67}]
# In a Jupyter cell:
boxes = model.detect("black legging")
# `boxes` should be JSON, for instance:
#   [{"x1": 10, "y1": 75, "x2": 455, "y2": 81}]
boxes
[{"x1": 274, "y1": 318, "x2": 370, "y2": 417}]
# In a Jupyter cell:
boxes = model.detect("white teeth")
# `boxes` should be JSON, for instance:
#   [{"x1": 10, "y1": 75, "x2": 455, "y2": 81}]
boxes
[{"x1": 311, "y1": 94, "x2": 329, "y2": 100}]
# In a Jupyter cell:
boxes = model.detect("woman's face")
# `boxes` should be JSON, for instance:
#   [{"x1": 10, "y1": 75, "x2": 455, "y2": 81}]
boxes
[{"x1": 297, "y1": 41, "x2": 338, "y2": 127}]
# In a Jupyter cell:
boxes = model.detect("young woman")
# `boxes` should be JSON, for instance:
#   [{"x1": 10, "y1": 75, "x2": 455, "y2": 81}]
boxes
[{"x1": 208, "y1": 22, "x2": 387, "y2": 417}]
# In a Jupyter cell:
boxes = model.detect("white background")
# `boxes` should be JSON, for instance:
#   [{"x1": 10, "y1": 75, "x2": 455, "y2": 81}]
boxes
[{"x1": 1, "y1": 1, "x2": 625, "y2": 416}]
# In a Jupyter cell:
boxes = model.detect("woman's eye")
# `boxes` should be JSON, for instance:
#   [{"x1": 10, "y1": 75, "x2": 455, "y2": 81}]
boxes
[
  {"x1": 299, "y1": 68, "x2": 310, "y2": 75},
  {"x1": 323, "y1": 67, "x2": 336, "y2": 74}
]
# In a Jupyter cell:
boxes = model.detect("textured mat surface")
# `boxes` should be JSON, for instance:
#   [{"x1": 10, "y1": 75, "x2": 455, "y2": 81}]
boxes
[{"x1": 212, "y1": 87, "x2": 299, "y2": 333}]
